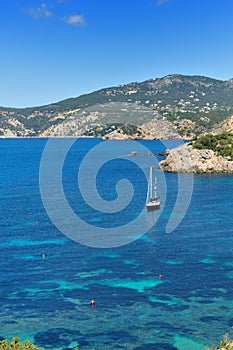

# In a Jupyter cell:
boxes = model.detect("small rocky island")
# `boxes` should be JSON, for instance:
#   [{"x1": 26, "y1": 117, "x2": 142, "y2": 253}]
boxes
[{"x1": 159, "y1": 132, "x2": 233, "y2": 173}]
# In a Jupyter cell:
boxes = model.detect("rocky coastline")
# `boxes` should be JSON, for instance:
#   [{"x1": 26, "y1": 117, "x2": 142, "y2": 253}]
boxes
[{"x1": 158, "y1": 143, "x2": 233, "y2": 173}]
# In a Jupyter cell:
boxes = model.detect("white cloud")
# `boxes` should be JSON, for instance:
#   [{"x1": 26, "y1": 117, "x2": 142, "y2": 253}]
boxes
[
  {"x1": 26, "y1": 2, "x2": 52, "y2": 19},
  {"x1": 63, "y1": 14, "x2": 86, "y2": 26}
]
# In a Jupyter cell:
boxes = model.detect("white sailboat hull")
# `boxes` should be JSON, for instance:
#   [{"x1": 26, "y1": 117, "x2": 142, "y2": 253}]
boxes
[
  {"x1": 146, "y1": 167, "x2": 160, "y2": 211},
  {"x1": 146, "y1": 198, "x2": 160, "y2": 211}
]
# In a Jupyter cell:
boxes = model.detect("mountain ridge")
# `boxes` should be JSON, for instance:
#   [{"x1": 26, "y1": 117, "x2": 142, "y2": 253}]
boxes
[{"x1": 1, "y1": 74, "x2": 233, "y2": 138}]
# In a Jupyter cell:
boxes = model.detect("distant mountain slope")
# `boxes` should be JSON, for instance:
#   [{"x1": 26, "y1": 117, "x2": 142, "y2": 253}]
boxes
[{"x1": 0, "y1": 74, "x2": 233, "y2": 138}]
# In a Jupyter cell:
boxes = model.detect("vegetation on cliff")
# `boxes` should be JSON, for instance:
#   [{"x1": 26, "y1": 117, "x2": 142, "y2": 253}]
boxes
[
  {"x1": 219, "y1": 333, "x2": 233, "y2": 349},
  {"x1": 0, "y1": 338, "x2": 41, "y2": 350},
  {"x1": 83, "y1": 123, "x2": 144, "y2": 137},
  {"x1": 0, "y1": 337, "x2": 79, "y2": 350},
  {"x1": 207, "y1": 333, "x2": 233, "y2": 350},
  {"x1": 192, "y1": 132, "x2": 233, "y2": 160},
  {"x1": 2, "y1": 334, "x2": 233, "y2": 350}
]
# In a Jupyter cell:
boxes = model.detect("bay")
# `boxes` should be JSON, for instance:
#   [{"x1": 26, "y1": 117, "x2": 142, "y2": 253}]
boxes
[{"x1": 0, "y1": 138, "x2": 233, "y2": 350}]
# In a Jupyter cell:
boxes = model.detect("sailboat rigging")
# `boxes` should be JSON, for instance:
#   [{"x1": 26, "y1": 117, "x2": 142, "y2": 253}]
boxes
[{"x1": 146, "y1": 167, "x2": 160, "y2": 211}]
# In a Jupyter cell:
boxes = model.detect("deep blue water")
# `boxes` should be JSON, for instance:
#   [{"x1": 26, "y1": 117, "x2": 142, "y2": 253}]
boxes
[{"x1": 1, "y1": 138, "x2": 233, "y2": 350}]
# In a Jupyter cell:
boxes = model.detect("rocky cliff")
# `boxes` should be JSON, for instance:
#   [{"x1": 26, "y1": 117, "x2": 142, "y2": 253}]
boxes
[
  {"x1": 158, "y1": 143, "x2": 233, "y2": 173},
  {"x1": 212, "y1": 115, "x2": 233, "y2": 134}
]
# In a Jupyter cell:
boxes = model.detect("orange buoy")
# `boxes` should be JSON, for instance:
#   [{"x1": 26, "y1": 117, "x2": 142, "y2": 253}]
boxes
[
  {"x1": 90, "y1": 299, "x2": 95, "y2": 307},
  {"x1": 159, "y1": 274, "x2": 163, "y2": 280}
]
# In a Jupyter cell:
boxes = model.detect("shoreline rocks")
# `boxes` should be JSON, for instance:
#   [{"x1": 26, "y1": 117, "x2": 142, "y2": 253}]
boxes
[{"x1": 158, "y1": 143, "x2": 233, "y2": 173}]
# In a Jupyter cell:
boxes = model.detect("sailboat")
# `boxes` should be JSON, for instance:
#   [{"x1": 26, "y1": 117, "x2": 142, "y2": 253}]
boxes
[{"x1": 146, "y1": 167, "x2": 160, "y2": 211}]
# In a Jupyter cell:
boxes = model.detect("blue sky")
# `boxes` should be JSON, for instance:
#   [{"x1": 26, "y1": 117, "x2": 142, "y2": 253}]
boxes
[{"x1": 0, "y1": 0, "x2": 233, "y2": 107}]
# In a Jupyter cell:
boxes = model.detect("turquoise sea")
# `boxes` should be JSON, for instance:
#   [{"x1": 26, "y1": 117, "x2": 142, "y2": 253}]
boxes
[{"x1": 1, "y1": 138, "x2": 233, "y2": 350}]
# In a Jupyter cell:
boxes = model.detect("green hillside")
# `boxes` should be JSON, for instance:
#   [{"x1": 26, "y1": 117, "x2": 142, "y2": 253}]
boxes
[
  {"x1": 192, "y1": 132, "x2": 233, "y2": 160},
  {"x1": 0, "y1": 74, "x2": 233, "y2": 137}
]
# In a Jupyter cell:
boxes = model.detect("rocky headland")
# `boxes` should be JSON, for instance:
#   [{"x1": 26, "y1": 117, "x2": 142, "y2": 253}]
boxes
[{"x1": 158, "y1": 143, "x2": 233, "y2": 173}]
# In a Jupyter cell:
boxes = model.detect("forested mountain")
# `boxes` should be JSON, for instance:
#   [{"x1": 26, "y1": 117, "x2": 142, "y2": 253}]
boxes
[{"x1": 1, "y1": 74, "x2": 233, "y2": 138}]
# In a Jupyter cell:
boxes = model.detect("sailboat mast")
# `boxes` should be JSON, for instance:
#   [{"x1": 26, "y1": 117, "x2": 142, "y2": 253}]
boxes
[
  {"x1": 146, "y1": 167, "x2": 152, "y2": 203},
  {"x1": 154, "y1": 177, "x2": 157, "y2": 198},
  {"x1": 150, "y1": 167, "x2": 153, "y2": 200}
]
